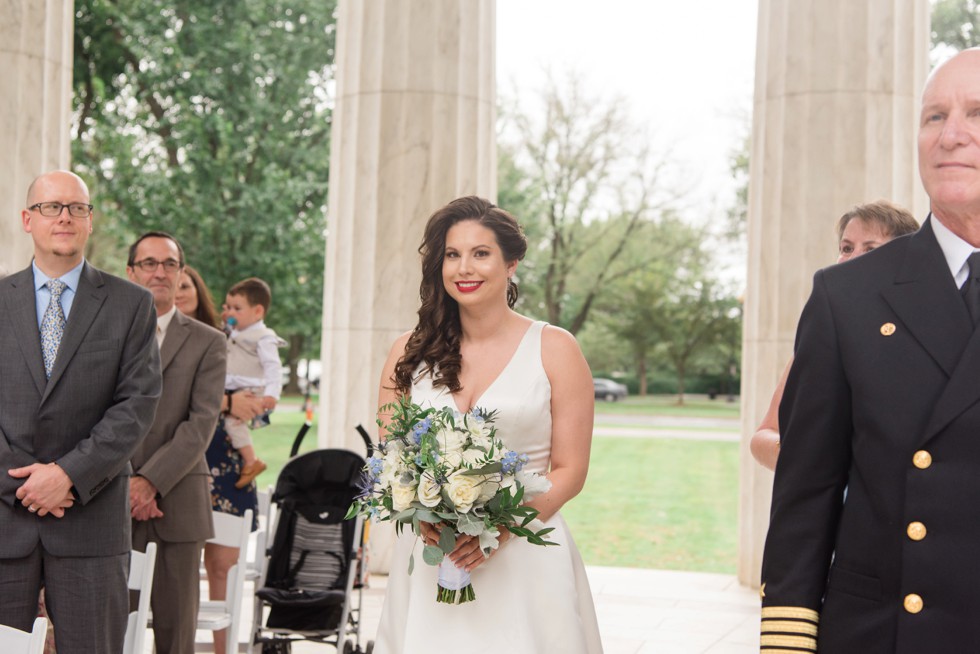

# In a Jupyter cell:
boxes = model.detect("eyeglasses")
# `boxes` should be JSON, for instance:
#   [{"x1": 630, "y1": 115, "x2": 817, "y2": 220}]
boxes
[
  {"x1": 28, "y1": 202, "x2": 94, "y2": 218},
  {"x1": 131, "y1": 259, "x2": 182, "y2": 273}
]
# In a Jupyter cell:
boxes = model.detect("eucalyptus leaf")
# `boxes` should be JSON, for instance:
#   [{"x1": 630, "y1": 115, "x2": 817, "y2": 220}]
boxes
[
  {"x1": 438, "y1": 526, "x2": 457, "y2": 553},
  {"x1": 414, "y1": 509, "x2": 440, "y2": 524},
  {"x1": 462, "y1": 462, "x2": 503, "y2": 476},
  {"x1": 422, "y1": 545, "x2": 445, "y2": 566},
  {"x1": 393, "y1": 508, "x2": 416, "y2": 523}
]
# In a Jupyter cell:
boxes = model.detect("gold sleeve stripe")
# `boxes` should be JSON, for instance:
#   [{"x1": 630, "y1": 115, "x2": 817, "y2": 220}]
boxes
[
  {"x1": 760, "y1": 633, "x2": 818, "y2": 650},
  {"x1": 760, "y1": 650, "x2": 818, "y2": 654},
  {"x1": 760, "y1": 620, "x2": 819, "y2": 637},
  {"x1": 761, "y1": 606, "x2": 820, "y2": 622}
]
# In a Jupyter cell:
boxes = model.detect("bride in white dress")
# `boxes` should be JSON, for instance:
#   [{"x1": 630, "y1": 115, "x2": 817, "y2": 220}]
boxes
[{"x1": 374, "y1": 197, "x2": 603, "y2": 654}]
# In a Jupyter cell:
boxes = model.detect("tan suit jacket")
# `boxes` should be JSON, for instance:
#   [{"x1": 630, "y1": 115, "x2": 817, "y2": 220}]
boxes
[
  {"x1": 130, "y1": 309, "x2": 225, "y2": 654},
  {"x1": 131, "y1": 309, "x2": 226, "y2": 542}
]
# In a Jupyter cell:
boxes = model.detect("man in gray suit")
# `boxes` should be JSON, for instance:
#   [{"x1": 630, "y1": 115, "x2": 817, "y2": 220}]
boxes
[
  {"x1": 0, "y1": 170, "x2": 161, "y2": 652},
  {"x1": 127, "y1": 232, "x2": 226, "y2": 654}
]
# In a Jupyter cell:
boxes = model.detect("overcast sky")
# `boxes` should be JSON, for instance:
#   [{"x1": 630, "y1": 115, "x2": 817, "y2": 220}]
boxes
[{"x1": 496, "y1": 0, "x2": 760, "y2": 219}]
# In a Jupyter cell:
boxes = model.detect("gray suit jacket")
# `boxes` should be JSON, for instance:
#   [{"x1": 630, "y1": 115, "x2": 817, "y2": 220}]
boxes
[
  {"x1": 131, "y1": 309, "x2": 225, "y2": 542},
  {"x1": 0, "y1": 262, "x2": 161, "y2": 557}
]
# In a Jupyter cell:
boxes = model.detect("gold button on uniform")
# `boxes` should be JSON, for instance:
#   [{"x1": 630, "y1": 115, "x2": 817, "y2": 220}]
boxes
[
  {"x1": 881, "y1": 322, "x2": 897, "y2": 336},
  {"x1": 913, "y1": 450, "x2": 932, "y2": 469},
  {"x1": 907, "y1": 522, "x2": 927, "y2": 541},
  {"x1": 904, "y1": 593, "x2": 924, "y2": 614}
]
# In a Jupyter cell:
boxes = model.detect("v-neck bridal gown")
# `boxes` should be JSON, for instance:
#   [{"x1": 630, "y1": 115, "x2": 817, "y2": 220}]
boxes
[{"x1": 373, "y1": 321, "x2": 603, "y2": 654}]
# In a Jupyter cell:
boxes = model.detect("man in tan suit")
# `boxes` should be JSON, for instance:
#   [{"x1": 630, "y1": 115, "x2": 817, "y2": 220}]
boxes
[{"x1": 127, "y1": 232, "x2": 226, "y2": 654}]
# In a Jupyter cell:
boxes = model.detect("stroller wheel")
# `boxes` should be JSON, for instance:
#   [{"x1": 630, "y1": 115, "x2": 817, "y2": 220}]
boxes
[
  {"x1": 342, "y1": 640, "x2": 354, "y2": 654},
  {"x1": 262, "y1": 641, "x2": 291, "y2": 654},
  {"x1": 365, "y1": 640, "x2": 375, "y2": 654}
]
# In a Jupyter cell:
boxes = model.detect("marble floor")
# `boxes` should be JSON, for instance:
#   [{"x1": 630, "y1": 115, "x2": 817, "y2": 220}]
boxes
[{"x1": 205, "y1": 566, "x2": 761, "y2": 653}]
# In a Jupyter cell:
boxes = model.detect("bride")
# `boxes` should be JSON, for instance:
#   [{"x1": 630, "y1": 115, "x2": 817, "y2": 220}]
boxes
[{"x1": 373, "y1": 196, "x2": 604, "y2": 653}]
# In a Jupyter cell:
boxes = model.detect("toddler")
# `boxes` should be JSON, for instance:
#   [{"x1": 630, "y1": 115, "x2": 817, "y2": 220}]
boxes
[{"x1": 222, "y1": 277, "x2": 284, "y2": 489}]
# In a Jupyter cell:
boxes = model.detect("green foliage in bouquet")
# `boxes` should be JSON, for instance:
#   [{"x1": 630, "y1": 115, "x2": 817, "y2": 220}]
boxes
[{"x1": 346, "y1": 397, "x2": 557, "y2": 603}]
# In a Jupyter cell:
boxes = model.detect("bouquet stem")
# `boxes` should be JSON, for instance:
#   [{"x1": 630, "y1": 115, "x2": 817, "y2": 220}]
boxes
[{"x1": 436, "y1": 558, "x2": 475, "y2": 604}]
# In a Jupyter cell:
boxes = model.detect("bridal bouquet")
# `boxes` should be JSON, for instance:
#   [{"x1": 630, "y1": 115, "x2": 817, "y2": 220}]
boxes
[{"x1": 346, "y1": 397, "x2": 556, "y2": 604}]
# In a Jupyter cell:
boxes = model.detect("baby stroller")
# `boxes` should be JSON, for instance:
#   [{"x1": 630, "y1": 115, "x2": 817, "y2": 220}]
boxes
[{"x1": 251, "y1": 423, "x2": 374, "y2": 653}]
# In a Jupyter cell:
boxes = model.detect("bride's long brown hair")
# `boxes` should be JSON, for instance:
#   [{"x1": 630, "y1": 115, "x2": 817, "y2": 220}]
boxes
[{"x1": 392, "y1": 196, "x2": 527, "y2": 395}]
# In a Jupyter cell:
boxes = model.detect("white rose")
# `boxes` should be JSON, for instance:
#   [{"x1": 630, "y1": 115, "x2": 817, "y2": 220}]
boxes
[
  {"x1": 417, "y1": 472, "x2": 442, "y2": 508},
  {"x1": 469, "y1": 433, "x2": 492, "y2": 450},
  {"x1": 442, "y1": 450, "x2": 464, "y2": 469},
  {"x1": 381, "y1": 448, "x2": 403, "y2": 486},
  {"x1": 478, "y1": 475, "x2": 500, "y2": 502},
  {"x1": 391, "y1": 481, "x2": 418, "y2": 512},
  {"x1": 461, "y1": 448, "x2": 486, "y2": 467},
  {"x1": 436, "y1": 427, "x2": 465, "y2": 453},
  {"x1": 447, "y1": 471, "x2": 482, "y2": 513}
]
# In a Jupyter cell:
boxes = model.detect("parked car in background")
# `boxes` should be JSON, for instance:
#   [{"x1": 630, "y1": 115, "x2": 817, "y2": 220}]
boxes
[{"x1": 593, "y1": 378, "x2": 628, "y2": 402}]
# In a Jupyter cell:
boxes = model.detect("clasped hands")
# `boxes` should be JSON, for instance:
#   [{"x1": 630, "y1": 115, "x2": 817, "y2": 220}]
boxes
[
  {"x1": 9, "y1": 462, "x2": 74, "y2": 518},
  {"x1": 419, "y1": 520, "x2": 513, "y2": 573},
  {"x1": 130, "y1": 475, "x2": 163, "y2": 521}
]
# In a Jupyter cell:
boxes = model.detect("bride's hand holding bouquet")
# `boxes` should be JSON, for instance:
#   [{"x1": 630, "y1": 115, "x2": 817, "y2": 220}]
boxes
[{"x1": 346, "y1": 397, "x2": 556, "y2": 604}]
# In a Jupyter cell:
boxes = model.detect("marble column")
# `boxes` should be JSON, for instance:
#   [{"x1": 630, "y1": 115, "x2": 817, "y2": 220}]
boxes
[
  {"x1": 0, "y1": 0, "x2": 75, "y2": 275},
  {"x1": 319, "y1": 0, "x2": 496, "y2": 568},
  {"x1": 738, "y1": 0, "x2": 930, "y2": 586}
]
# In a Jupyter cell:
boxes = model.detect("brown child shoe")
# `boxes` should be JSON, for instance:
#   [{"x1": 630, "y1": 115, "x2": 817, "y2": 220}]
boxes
[{"x1": 235, "y1": 459, "x2": 267, "y2": 489}]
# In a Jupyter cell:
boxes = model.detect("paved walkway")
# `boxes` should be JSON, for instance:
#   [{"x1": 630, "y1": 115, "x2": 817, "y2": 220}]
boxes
[{"x1": 233, "y1": 566, "x2": 760, "y2": 653}]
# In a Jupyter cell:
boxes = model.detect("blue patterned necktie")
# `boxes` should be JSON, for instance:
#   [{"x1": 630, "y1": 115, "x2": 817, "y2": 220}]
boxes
[{"x1": 41, "y1": 279, "x2": 67, "y2": 378}]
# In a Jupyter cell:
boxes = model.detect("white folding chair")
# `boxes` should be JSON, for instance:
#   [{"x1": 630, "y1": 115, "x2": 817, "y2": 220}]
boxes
[
  {"x1": 0, "y1": 617, "x2": 48, "y2": 654},
  {"x1": 244, "y1": 488, "x2": 275, "y2": 654},
  {"x1": 247, "y1": 487, "x2": 273, "y2": 584},
  {"x1": 201, "y1": 490, "x2": 272, "y2": 584},
  {"x1": 123, "y1": 542, "x2": 158, "y2": 654},
  {"x1": 198, "y1": 509, "x2": 253, "y2": 654}
]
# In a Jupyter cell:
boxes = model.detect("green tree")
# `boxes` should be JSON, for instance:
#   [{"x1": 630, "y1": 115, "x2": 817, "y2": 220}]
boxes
[
  {"x1": 72, "y1": 0, "x2": 336, "y2": 392},
  {"x1": 651, "y1": 279, "x2": 738, "y2": 405},
  {"x1": 591, "y1": 216, "x2": 703, "y2": 395},
  {"x1": 724, "y1": 126, "x2": 751, "y2": 240},
  {"x1": 501, "y1": 72, "x2": 687, "y2": 334},
  {"x1": 931, "y1": 0, "x2": 980, "y2": 56}
]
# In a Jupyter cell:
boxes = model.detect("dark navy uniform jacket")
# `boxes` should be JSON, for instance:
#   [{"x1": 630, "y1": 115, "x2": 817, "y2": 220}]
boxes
[{"x1": 761, "y1": 218, "x2": 980, "y2": 653}]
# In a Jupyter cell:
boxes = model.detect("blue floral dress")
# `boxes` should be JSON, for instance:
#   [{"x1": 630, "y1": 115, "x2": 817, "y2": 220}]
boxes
[{"x1": 206, "y1": 418, "x2": 258, "y2": 530}]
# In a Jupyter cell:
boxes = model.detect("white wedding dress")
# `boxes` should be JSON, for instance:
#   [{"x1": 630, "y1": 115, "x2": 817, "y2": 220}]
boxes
[{"x1": 374, "y1": 321, "x2": 604, "y2": 654}]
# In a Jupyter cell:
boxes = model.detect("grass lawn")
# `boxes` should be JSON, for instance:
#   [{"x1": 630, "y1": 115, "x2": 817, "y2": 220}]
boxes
[
  {"x1": 562, "y1": 436, "x2": 740, "y2": 573},
  {"x1": 256, "y1": 395, "x2": 741, "y2": 573}
]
